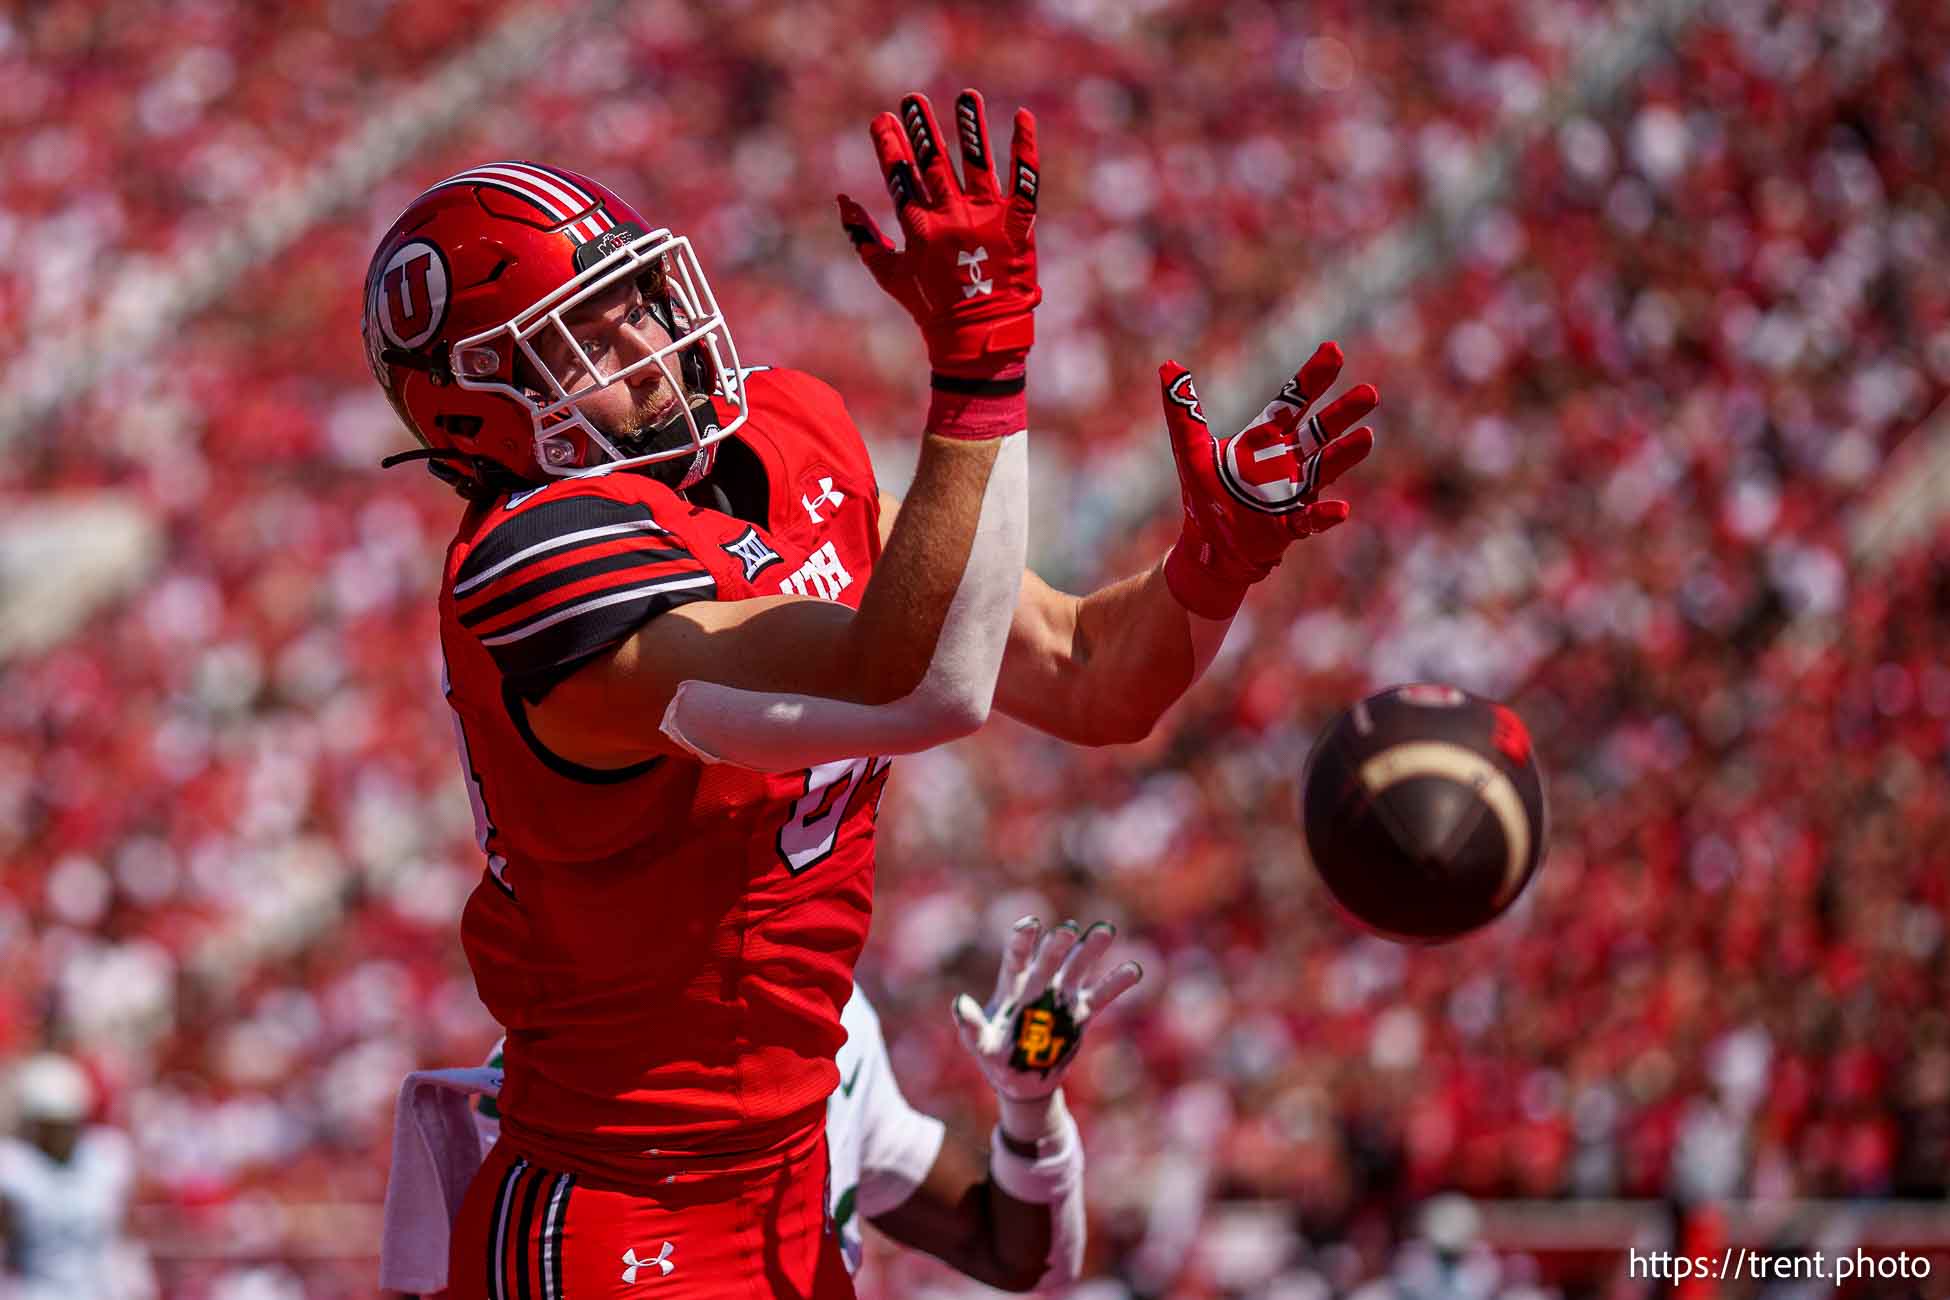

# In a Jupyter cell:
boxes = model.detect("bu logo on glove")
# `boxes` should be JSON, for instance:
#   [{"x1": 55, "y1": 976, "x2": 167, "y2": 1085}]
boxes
[{"x1": 1011, "y1": 990, "x2": 1079, "y2": 1073}]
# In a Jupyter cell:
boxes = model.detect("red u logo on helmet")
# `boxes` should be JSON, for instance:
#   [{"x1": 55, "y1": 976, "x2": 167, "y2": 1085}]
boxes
[{"x1": 378, "y1": 240, "x2": 449, "y2": 351}]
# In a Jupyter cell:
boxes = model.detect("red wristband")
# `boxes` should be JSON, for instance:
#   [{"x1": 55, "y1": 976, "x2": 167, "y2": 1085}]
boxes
[
  {"x1": 925, "y1": 365, "x2": 1027, "y2": 441},
  {"x1": 1163, "y1": 540, "x2": 1251, "y2": 620}
]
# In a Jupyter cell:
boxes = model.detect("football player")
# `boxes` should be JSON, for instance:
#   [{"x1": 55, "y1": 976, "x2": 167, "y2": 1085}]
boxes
[
  {"x1": 362, "y1": 86, "x2": 1376, "y2": 1298},
  {"x1": 379, "y1": 919, "x2": 1141, "y2": 1296},
  {"x1": 0, "y1": 1055, "x2": 155, "y2": 1300}
]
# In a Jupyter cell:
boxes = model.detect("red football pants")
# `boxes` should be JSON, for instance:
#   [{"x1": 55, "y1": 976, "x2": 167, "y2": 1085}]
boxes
[{"x1": 447, "y1": 1135, "x2": 856, "y2": 1300}]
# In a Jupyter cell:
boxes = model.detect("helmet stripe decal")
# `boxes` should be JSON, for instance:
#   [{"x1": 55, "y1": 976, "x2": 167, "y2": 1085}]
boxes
[
  {"x1": 472, "y1": 164, "x2": 588, "y2": 218},
  {"x1": 454, "y1": 167, "x2": 574, "y2": 219},
  {"x1": 497, "y1": 161, "x2": 595, "y2": 208},
  {"x1": 422, "y1": 163, "x2": 616, "y2": 245},
  {"x1": 428, "y1": 171, "x2": 569, "y2": 222},
  {"x1": 497, "y1": 163, "x2": 616, "y2": 246},
  {"x1": 427, "y1": 165, "x2": 565, "y2": 210}
]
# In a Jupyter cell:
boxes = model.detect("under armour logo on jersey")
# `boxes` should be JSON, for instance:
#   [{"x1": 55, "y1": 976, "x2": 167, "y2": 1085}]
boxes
[
  {"x1": 802, "y1": 476, "x2": 845, "y2": 524},
  {"x1": 622, "y1": 1243, "x2": 675, "y2": 1283},
  {"x1": 958, "y1": 246, "x2": 993, "y2": 298},
  {"x1": 779, "y1": 541, "x2": 854, "y2": 602},
  {"x1": 721, "y1": 527, "x2": 782, "y2": 582}
]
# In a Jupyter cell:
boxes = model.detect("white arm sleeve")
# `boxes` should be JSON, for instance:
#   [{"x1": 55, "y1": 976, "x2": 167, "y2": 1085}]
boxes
[{"x1": 660, "y1": 432, "x2": 1027, "y2": 770}]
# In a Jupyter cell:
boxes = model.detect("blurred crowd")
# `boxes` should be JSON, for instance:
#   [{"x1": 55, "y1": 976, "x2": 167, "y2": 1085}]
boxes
[
  {"x1": 0, "y1": 0, "x2": 514, "y2": 352},
  {"x1": 3, "y1": 0, "x2": 1948, "y2": 1296}
]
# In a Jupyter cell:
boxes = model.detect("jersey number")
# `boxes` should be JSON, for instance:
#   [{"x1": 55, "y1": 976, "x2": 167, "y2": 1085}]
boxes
[{"x1": 777, "y1": 755, "x2": 891, "y2": 873}]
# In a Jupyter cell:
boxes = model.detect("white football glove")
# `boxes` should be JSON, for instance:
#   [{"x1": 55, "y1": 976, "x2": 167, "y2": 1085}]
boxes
[{"x1": 951, "y1": 917, "x2": 1143, "y2": 1106}]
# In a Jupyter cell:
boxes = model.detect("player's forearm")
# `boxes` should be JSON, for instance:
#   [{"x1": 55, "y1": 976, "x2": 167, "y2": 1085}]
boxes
[
  {"x1": 823, "y1": 83, "x2": 1037, "y2": 725},
  {"x1": 654, "y1": 424, "x2": 1027, "y2": 769},
  {"x1": 999, "y1": 562, "x2": 1225, "y2": 745},
  {"x1": 871, "y1": 1134, "x2": 1057, "y2": 1294},
  {"x1": 783, "y1": 421, "x2": 1026, "y2": 753},
  {"x1": 907, "y1": 1178, "x2": 1055, "y2": 1294},
  {"x1": 976, "y1": 1177, "x2": 1060, "y2": 1292},
  {"x1": 843, "y1": 432, "x2": 1007, "y2": 704},
  {"x1": 1070, "y1": 563, "x2": 1204, "y2": 740}
]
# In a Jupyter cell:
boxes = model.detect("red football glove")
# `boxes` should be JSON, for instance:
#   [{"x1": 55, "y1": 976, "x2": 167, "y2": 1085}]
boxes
[
  {"x1": 1160, "y1": 344, "x2": 1379, "y2": 619},
  {"x1": 839, "y1": 91, "x2": 1041, "y2": 435}
]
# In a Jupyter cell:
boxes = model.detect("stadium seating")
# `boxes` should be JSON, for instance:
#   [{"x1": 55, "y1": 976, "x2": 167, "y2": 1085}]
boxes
[{"x1": 3, "y1": 0, "x2": 1947, "y2": 1294}]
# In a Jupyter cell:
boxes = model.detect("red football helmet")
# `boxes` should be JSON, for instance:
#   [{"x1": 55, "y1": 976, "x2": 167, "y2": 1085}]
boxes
[{"x1": 361, "y1": 161, "x2": 747, "y2": 496}]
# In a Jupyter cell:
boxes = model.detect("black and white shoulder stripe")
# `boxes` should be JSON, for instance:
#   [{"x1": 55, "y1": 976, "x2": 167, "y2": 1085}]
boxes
[{"x1": 453, "y1": 493, "x2": 715, "y2": 684}]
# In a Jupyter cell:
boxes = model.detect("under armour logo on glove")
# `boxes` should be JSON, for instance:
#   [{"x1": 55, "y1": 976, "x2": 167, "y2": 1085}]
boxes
[
  {"x1": 958, "y1": 246, "x2": 993, "y2": 297},
  {"x1": 622, "y1": 1242, "x2": 675, "y2": 1283},
  {"x1": 836, "y1": 89, "x2": 1040, "y2": 379}
]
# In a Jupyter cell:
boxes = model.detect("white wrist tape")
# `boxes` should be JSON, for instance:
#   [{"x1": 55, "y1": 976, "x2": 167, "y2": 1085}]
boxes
[
  {"x1": 990, "y1": 1091, "x2": 1087, "y2": 1288},
  {"x1": 660, "y1": 433, "x2": 1027, "y2": 770},
  {"x1": 998, "y1": 1090, "x2": 1068, "y2": 1146}
]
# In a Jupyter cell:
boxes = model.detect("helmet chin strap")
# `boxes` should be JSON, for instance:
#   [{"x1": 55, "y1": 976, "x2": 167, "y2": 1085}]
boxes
[{"x1": 614, "y1": 393, "x2": 721, "y2": 489}]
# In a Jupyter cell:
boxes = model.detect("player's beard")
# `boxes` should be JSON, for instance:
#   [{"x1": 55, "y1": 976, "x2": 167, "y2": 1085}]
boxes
[{"x1": 607, "y1": 386, "x2": 719, "y2": 489}]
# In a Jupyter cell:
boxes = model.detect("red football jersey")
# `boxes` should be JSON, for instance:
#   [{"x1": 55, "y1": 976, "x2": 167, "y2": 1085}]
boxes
[{"x1": 438, "y1": 367, "x2": 891, "y2": 1183}]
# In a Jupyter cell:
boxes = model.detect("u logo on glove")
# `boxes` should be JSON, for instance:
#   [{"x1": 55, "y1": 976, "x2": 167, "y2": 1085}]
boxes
[
  {"x1": 1220, "y1": 404, "x2": 1334, "y2": 513},
  {"x1": 1158, "y1": 343, "x2": 1380, "y2": 618}
]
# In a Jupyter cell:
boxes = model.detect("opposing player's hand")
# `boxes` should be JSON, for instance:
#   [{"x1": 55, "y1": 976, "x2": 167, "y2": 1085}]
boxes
[
  {"x1": 952, "y1": 917, "x2": 1141, "y2": 1104},
  {"x1": 838, "y1": 90, "x2": 1041, "y2": 380},
  {"x1": 1160, "y1": 345, "x2": 1378, "y2": 619}
]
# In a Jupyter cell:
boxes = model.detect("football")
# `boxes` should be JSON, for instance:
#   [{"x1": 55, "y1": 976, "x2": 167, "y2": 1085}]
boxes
[{"x1": 1301, "y1": 684, "x2": 1547, "y2": 943}]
